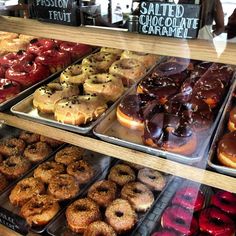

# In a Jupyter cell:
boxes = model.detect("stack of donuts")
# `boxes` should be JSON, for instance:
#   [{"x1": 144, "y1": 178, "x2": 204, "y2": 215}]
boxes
[
  {"x1": 116, "y1": 57, "x2": 234, "y2": 156},
  {"x1": 65, "y1": 162, "x2": 167, "y2": 235},
  {"x1": 0, "y1": 37, "x2": 92, "y2": 104},
  {"x1": 152, "y1": 183, "x2": 236, "y2": 236},
  {"x1": 8, "y1": 145, "x2": 97, "y2": 227},
  {"x1": 0, "y1": 130, "x2": 62, "y2": 192},
  {"x1": 33, "y1": 47, "x2": 159, "y2": 126}
]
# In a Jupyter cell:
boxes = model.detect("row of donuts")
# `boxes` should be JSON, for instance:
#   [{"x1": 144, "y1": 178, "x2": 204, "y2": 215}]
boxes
[
  {"x1": 152, "y1": 183, "x2": 236, "y2": 236},
  {"x1": 0, "y1": 37, "x2": 92, "y2": 104},
  {"x1": 0, "y1": 130, "x2": 63, "y2": 191},
  {"x1": 116, "y1": 58, "x2": 234, "y2": 156},
  {"x1": 64, "y1": 162, "x2": 167, "y2": 235},
  {"x1": 8, "y1": 145, "x2": 97, "y2": 226},
  {"x1": 32, "y1": 48, "x2": 159, "y2": 126}
]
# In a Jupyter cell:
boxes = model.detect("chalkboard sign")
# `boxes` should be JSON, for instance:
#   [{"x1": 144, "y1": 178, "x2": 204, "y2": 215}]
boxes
[
  {"x1": 138, "y1": 2, "x2": 201, "y2": 39},
  {"x1": 31, "y1": 0, "x2": 80, "y2": 26}
]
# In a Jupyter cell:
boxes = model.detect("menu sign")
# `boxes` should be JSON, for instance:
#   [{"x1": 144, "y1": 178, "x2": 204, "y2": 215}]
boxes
[{"x1": 139, "y1": 2, "x2": 201, "y2": 39}]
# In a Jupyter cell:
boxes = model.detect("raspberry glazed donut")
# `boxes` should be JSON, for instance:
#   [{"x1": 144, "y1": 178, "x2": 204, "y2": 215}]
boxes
[
  {"x1": 0, "y1": 173, "x2": 8, "y2": 192},
  {"x1": 55, "y1": 145, "x2": 84, "y2": 165},
  {"x1": 121, "y1": 50, "x2": 159, "y2": 69},
  {"x1": 105, "y1": 198, "x2": 137, "y2": 234},
  {"x1": 39, "y1": 135, "x2": 64, "y2": 148},
  {"x1": 54, "y1": 94, "x2": 108, "y2": 125},
  {"x1": 88, "y1": 180, "x2": 117, "y2": 208},
  {"x1": 109, "y1": 58, "x2": 146, "y2": 86},
  {"x1": 217, "y1": 131, "x2": 236, "y2": 168},
  {"x1": 33, "y1": 80, "x2": 80, "y2": 113},
  {"x1": 152, "y1": 229, "x2": 178, "y2": 236},
  {"x1": 0, "y1": 155, "x2": 31, "y2": 179},
  {"x1": 66, "y1": 198, "x2": 101, "y2": 233},
  {"x1": 0, "y1": 137, "x2": 25, "y2": 156},
  {"x1": 19, "y1": 131, "x2": 40, "y2": 144},
  {"x1": 84, "y1": 221, "x2": 117, "y2": 236},
  {"x1": 48, "y1": 174, "x2": 80, "y2": 201},
  {"x1": 66, "y1": 160, "x2": 94, "y2": 184},
  {"x1": 137, "y1": 168, "x2": 166, "y2": 191},
  {"x1": 83, "y1": 73, "x2": 124, "y2": 102},
  {"x1": 20, "y1": 194, "x2": 60, "y2": 226},
  {"x1": 24, "y1": 141, "x2": 52, "y2": 163},
  {"x1": 211, "y1": 190, "x2": 236, "y2": 217},
  {"x1": 9, "y1": 177, "x2": 45, "y2": 206},
  {"x1": 121, "y1": 181, "x2": 154, "y2": 212},
  {"x1": 199, "y1": 207, "x2": 235, "y2": 236},
  {"x1": 228, "y1": 107, "x2": 236, "y2": 132},
  {"x1": 172, "y1": 186, "x2": 205, "y2": 212},
  {"x1": 161, "y1": 205, "x2": 198, "y2": 236},
  {"x1": 33, "y1": 161, "x2": 65, "y2": 183},
  {"x1": 108, "y1": 164, "x2": 136, "y2": 186}
]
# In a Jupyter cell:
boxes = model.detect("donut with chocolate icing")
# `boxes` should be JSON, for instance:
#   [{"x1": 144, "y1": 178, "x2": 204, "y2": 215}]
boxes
[{"x1": 228, "y1": 107, "x2": 236, "y2": 132}]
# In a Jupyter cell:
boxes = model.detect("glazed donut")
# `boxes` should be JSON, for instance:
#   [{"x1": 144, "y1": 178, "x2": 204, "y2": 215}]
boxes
[
  {"x1": 137, "y1": 168, "x2": 166, "y2": 191},
  {"x1": 33, "y1": 80, "x2": 80, "y2": 113},
  {"x1": 18, "y1": 34, "x2": 36, "y2": 43},
  {"x1": 0, "y1": 173, "x2": 8, "y2": 192},
  {"x1": 121, "y1": 50, "x2": 158, "y2": 69},
  {"x1": 66, "y1": 160, "x2": 94, "y2": 184},
  {"x1": 55, "y1": 145, "x2": 84, "y2": 165},
  {"x1": 9, "y1": 177, "x2": 45, "y2": 206},
  {"x1": 83, "y1": 73, "x2": 124, "y2": 102},
  {"x1": 39, "y1": 135, "x2": 64, "y2": 148},
  {"x1": 88, "y1": 180, "x2": 117, "y2": 208},
  {"x1": 108, "y1": 164, "x2": 136, "y2": 186},
  {"x1": 54, "y1": 95, "x2": 108, "y2": 125},
  {"x1": 121, "y1": 181, "x2": 154, "y2": 212},
  {"x1": 0, "y1": 155, "x2": 31, "y2": 179},
  {"x1": 0, "y1": 38, "x2": 28, "y2": 54},
  {"x1": 23, "y1": 141, "x2": 52, "y2": 163},
  {"x1": 20, "y1": 194, "x2": 60, "y2": 226},
  {"x1": 27, "y1": 38, "x2": 56, "y2": 55},
  {"x1": 100, "y1": 47, "x2": 123, "y2": 55},
  {"x1": 33, "y1": 161, "x2": 65, "y2": 183},
  {"x1": 172, "y1": 186, "x2": 205, "y2": 212},
  {"x1": 84, "y1": 221, "x2": 117, "y2": 236},
  {"x1": 19, "y1": 131, "x2": 40, "y2": 144},
  {"x1": 105, "y1": 198, "x2": 137, "y2": 234},
  {"x1": 48, "y1": 174, "x2": 80, "y2": 201},
  {"x1": 109, "y1": 58, "x2": 146, "y2": 86},
  {"x1": 152, "y1": 229, "x2": 178, "y2": 236},
  {"x1": 0, "y1": 138, "x2": 25, "y2": 156},
  {"x1": 66, "y1": 198, "x2": 101, "y2": 233},
  {"x1": 82, "y1": 51, "x2": 119, "y2": 73},
  {"x1": 228, "y1": 107, "x2": 236, "y2": 132},
  {"x1": 211, "y1": 190, "x2": 236, "y2": 217},
  {"x1": 161, "y1": 205, "x2": 198, "y2": 236},
  {"x1": 60, "y1": 64, "x2": 96, "y2": 85},
  {"x1": 199, "y1": 207, "x2": 235, "y2": 236},
  {"x1": 217, "y1": 131, "x2": 236, "y2": 169}
]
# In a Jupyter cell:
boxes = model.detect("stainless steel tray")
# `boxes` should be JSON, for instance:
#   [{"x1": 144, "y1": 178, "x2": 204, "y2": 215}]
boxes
[
  {"x1": 208, "y1": 79, "x2": 236, "y2": 176},
  {"x1": 0, "y1": 147, "x2": 114, "y2": 235}
]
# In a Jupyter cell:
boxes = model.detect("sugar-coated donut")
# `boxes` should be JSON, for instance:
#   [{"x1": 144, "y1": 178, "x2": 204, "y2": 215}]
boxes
[
  {"x1": 228, "y1": 107, "x2": 236, "y2": 132},
  {"x1": 20, "y1": 194, "x2": 60, "y2": 226},
  {"x1": 54, "y1": 95, "x2": 108, "y2": 125},
  {"x1": 0, "y1": 138, "x2": 25, "y2": 156},
  {"x1": 39, "y1": 135, "x2": 64, "y2": 148},
  {"x1": 84, "y1": 221, "x2": 117, "y2": 236},
  {"x1": 9, "y1": 177, "x2": 45, "y2": 206},
  {"x1": 66, "y1": 198, "x2": 101, "y2": 233},
  {"x1": 19, "y1": 131, "x2": 40, "y2": 144}
]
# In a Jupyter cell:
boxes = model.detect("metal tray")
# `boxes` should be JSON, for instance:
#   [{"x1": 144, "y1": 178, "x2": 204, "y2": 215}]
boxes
[
  {"x1": 47, "y1": 164, "x2": 172, "y2": 236},
  {"x1": 0, "y1": 147, "x2": 114, "y2": 235},
  {"x1": 208, "y1": 79, "x2": 236, "y2": 176}
]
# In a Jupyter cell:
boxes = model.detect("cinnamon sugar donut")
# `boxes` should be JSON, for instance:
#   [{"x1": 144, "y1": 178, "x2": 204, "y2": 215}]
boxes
[
  {"x1": 24, "y1": 141, "x2": 52, "y2": 163},
  {"x1": 108, "y1": 164, "x2": 136, "y2": 186},
  {"x1": 19, "y1": 131, "x2": 40, "y2": 144},
  {"x1": 66, "y1": 198, "x2": 101, "y2": 233},
  {"x1": 40, "y1": 135, "x2": 64, "y2": 148},
  {"x1": 55, "y1": 146, "x2": 84, "y2": 165},
  {"x1": 9, "y1": 177, "x2": 45, "y2": 206},
  {"x1": 34, "y1": 161, "x2": 65, "y2": 183},
  {"x1": 0, "y1": 173, "x2": 8, "y2": 192},
  {"x1": 0, "y1": 155, "x2": 31, "y2": 179},
  {"x1": 48, "y1": 174, "x2": 80, "y2": 201},
  {"x1": 88, "y1": 180, "x2": 117, "y2": 208},
  {"x1": 20, "y1": 194, "x2": 60, "y2": 226},
  {"x1": 67, "y1": 160, "x2": 94, "y2": 184},
  {"x1": 84, "y1": 221, "x2": 117, "y2": 236},
  {"x1": 0, "y1": 138, "x2": 25, "y2": 156}
]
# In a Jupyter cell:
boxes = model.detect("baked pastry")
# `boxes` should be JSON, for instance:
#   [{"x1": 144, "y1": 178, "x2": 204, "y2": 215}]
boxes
[
  {"x1": 39, "y1": 135, "x2": 64, "y2": 148},
  {"x1": 84, "y1": 221, "x2": 117, "y2": 236},
  {"x1": 19, "y1": 131, "x2": 40, "y2": 144},
  {"x1": 0, "y1": 137, "x2": 25, "y2": 156}
]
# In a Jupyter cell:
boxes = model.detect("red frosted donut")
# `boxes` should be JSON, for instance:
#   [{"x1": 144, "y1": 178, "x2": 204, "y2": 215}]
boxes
[
  {"x1": 152, "y1": 229, "x2": 178, "y2": 236},
  {"x1": 211, "y1": 191, "x2": 236, "y2": 217},
  {"x1": 5, "y1": 62, "x2": 50, "y2": 88},
  {"x1": 161, "y1": 205, "x2": 198, "y2": 235},
  {"x1": 0, "y1": 66, "x2": 5, "y2": 78},
  {"x1": 199, "y1": 207, "x2": 235, "y2": 236},
  {"x1": 172, "y1": 186, "x2": 205, "y2": 212}
]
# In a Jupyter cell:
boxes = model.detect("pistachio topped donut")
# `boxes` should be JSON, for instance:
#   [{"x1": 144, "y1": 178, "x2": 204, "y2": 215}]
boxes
[
  {"x1": 33, "y1": 80, "x2": 80, "y2": 113},
  {"x1": 54, "y1": 95, "x2": 108, "y2": 125},
  {"x1": 84, "y1": 73, "x2": 124, "y2": 102}
]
